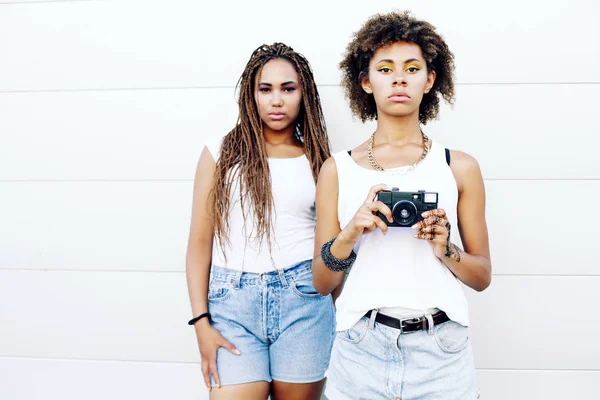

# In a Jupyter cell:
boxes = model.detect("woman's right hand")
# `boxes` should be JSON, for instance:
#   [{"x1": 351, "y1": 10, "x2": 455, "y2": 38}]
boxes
[
  {"x1": 195, "y1": 321, "x2": 240, "y2": 390},
  {"x1": 339, "y1": 184, "x2": 394, "y2": 244}
]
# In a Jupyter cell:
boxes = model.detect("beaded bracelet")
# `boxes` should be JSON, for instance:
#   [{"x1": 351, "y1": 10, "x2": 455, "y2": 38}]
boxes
[{"x1": 321, "y1": 237, "x2": 356, "y2": 272}]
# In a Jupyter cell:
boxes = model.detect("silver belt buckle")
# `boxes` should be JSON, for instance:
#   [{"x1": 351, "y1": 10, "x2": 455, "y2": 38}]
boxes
[{"x1": 399, "y1": 315, "x2": 423, "y2": 333}]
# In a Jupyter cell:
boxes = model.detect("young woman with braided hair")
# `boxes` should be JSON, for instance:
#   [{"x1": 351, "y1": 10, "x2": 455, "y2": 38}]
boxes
[
  {"x1": 313, "y1": 12, "x2": 491, "y2": 399},
  {"x1": 186, "y1": 43, "x2": 333, "y2": 399}
]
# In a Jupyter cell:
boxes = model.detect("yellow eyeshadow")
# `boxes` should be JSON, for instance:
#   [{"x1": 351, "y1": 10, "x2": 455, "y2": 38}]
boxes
[
  {"x1": 376, "y1": 64, "x2": 394, "y2": 71},
  {"x1": 405, "y1": 63, "x2": 422, "y2": 70}
]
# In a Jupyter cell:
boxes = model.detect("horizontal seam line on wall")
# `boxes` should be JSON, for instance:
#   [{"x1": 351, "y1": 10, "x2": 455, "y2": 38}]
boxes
[
  {"x1": 484, "y1": 178, "x2": 600, "y2": 181},
  {"x1": 1, "y1": 178, "x2": 600, "y2": 183},
  {"x1": 0, "y1": 82, "x2": 598, "y2": 94},
  {"x1": 0, "y1": 0, "x2": 99, "y2": 5},
  {"x1": 0, "y1": 355, "x2": 199, "y2": 365},
  {"x1": 476, "y1": 367, "x2": 600, "y2": 372},
  {"x1": 0, "y1": 268, "x2": 598, "y2": 277},
  {"x1": 0, "y1": 179, "x2": 194, "y2": 183},
  {"x1": 1, "y1": 356, "x2": 599, "y2": 372}
]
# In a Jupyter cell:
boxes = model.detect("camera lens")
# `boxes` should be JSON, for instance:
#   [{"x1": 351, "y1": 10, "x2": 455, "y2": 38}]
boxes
[{"x1": 392, "y1": 200, "x2": 418, "y2": 226}]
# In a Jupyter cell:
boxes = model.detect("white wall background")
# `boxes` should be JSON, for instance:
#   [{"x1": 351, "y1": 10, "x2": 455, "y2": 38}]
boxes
[{"x1": 1, "y1": 0, "x2": 599, "y2": 399}]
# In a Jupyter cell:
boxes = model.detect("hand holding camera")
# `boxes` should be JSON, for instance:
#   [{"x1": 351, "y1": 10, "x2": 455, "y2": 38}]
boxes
[
  {"x1": 375, "y1": 188, "x2": 439, "y2": 227},
  {"x1": 339, "y1": 186, "x2": 452, "y2": 259},
  {"x1": 376, "y1": 187, "x2": 453, "y2": 259},
  {"x1": 338, "y1": 184, "x2": 394, "y2": 245},
  {"x1": 411, "y1": 207, "x2": 455, "y2": 260}
]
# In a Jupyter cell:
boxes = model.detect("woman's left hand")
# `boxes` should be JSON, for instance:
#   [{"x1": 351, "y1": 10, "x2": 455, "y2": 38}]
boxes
[{"x1": 411, "y1": 208, "x2": 451, "y2": 260}]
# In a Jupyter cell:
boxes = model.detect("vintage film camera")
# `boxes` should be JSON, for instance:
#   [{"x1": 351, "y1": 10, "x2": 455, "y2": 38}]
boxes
[{"x1": 376, "y1": 188, "x2": 438, "y2": 227}]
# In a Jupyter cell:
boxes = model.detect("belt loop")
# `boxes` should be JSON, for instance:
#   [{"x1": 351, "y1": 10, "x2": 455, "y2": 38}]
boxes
[
  {"x1": 232, "y1": 269, "x2": 242, "y2": 290},
  {"x1": 425, "y1": 313, "x2": 434, "y2": 335},
  {"x1": 235, "y1": 242, "x2": 245, "y2": 290},
  {"x1": 277, "y1": 268, "x2": 289, "y2": 289},
  {"x1": 368, "y1": 309, "x2": 378, "y2": 330}
]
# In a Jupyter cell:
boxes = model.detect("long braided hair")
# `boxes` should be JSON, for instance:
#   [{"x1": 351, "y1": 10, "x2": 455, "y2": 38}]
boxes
[{"x1": 211, "y1": 43, "x2": 330, "y2": 260}]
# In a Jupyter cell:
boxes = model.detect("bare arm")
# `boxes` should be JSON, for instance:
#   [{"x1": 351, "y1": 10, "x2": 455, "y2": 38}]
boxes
[
  {"x1": 312, "y1": 157, "x2": 392, "y2": 296},
  {"x1": 312, "y1": 158, "x2": 347, "y2": 296},
  {"x1": 185, "y1": 146, "x2": 238, "y2": 390},
  {"x1": 445, "y1": 150, "x2": 492, "y2": 291},
  {"x1": 186, "y1": 146, "x2": 216, "y2": 326}
]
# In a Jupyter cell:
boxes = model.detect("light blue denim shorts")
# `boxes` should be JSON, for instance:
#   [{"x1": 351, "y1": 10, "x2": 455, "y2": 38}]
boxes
[
  {"x1": 325, "y1": 310, "x2": 477, "y2": 400},
  {"x1": 207, "y1": 260, "x2": 335, "y2": 386}
]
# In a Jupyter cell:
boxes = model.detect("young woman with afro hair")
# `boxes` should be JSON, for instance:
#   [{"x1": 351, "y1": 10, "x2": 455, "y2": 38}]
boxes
[{"x1": 313, "y1": 12, "x2": 491, "y2": 400}]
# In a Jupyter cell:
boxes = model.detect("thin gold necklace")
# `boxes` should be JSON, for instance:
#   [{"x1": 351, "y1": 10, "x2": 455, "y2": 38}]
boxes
[{"x1": 367, "y1": 131, "x2": 430, "y2": 174}]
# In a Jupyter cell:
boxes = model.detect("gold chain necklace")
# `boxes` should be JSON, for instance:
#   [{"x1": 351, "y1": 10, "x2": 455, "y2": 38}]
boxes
[{"x1": 367, "y1": 131, "x2": 430, "y2": 174}]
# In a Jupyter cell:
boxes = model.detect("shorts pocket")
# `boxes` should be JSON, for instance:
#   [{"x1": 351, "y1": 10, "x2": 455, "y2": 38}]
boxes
[
  {"x1": 207, "y1": 279, "x2": 232, "y2": 303},
  {"x1": 290, "y1": 273, "x2": 324, "y2": 298},
  {"x1": 336, "y1": 317, "x2": 369, "y2": 344},
  {"x1": 434, "y1": 320, "x2": 470, "y2": 354}
]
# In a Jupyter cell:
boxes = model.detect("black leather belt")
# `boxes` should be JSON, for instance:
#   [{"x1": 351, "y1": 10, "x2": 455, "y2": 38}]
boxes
[{"x1": 364, "y1": 309, "x2": 450, "y2": 333}]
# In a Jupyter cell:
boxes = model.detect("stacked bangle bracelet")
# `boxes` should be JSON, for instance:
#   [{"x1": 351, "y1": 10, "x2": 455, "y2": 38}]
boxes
[{"x1": 321, "y1": 237, "x2": 356, "y2": 272}]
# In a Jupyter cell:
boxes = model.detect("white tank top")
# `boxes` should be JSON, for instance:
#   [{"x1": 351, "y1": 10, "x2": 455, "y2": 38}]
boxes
[
  {"x1": 333, "y1": 140, "x2": 469, "y2": 331},
  {"x1": 206, "y1": 135, "x2": 316, "y2": 273}
]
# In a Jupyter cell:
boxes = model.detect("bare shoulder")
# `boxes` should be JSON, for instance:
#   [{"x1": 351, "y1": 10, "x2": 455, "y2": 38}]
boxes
[
  {"x1": 316, "y1": 157, "x2": 340, "y2": 217},
  {"x1": 318, "y1": 156, "x2": 339, "y2": 181},
  {"x1": 193, "y1": 145, "x2": 217, "y2": 187},
  {"x1": 199, "y1": 145, "x2": 216, "y2": 168},
  {"x1": 449, "y1": 150, "x2": 483, "y2": 192},
  {"x1": 450, "y1": 150, "x2": 481, "y2": 174}
]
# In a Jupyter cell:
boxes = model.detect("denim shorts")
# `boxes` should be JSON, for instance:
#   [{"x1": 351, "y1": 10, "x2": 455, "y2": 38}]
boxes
[
  {"x1": 325, "y1": 310, "x2": 477, "y2": 400},
  {"x1": 207, "y1": 260, "x2": 335, "y2": 386}
]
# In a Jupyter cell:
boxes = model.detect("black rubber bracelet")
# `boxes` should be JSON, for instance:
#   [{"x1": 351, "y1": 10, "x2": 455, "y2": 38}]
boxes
[
  {"x1": 321, "y1": 237, "x2": 356, "y2": 272},
  {"x1": 188, "y1": 312, "x2": 211, "y2": 326}
]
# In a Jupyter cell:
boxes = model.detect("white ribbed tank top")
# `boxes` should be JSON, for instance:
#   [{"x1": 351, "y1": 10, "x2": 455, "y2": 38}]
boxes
[
  {"x1": 206, "y1": 135, "x2": 316, "y2": 273},
  {"x1": 333, "y1": 141, "x2": 469, "y2": 331}
]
